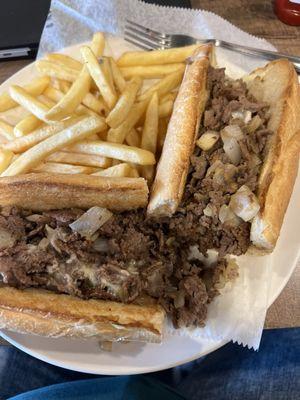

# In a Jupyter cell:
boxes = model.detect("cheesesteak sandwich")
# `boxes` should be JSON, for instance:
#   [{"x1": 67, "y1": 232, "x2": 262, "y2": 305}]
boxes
[{"x1": 0, "y1": 45, "x2": 299, "y2": 343}]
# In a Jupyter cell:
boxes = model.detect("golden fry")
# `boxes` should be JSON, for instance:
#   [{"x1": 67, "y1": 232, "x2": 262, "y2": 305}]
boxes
[
  {"x1": 2, "y1": 117, "x2": 81, "y2": 153},
  {"x1": 129, "y1": 166, "x2": 140, "y2": 178},
  {"x1": 93, "y1": 163, "x2": 133, "y2": 177},
  {"x1": 125, "y1": 128, "x2": 141, "y2": 147},
  {"x1": 81, "y1": 47, "x2": 117, "y2": 109},
  {"x1": 141, "y1": 93, "x2": 159, "y2": 153},
  {"x1": 35, "y1": 60, "x2": 79, "y2": 82},
  {"x1": 0, "y1": 77, "x2": 50, "y2": 112},
  {"x1": 102, "y1": 57, "x2": 116, "y2": 94},
  {"x1": 158, "y1": 99, "x2": 174, "y2": 118},
  {"x1": 58, "y1": 80, "x2": 71, "y2": 93},
  {"x1": 9, "y1": 85, "x2": 50, "y2": 122},
  {"x1": 138, "y1": 70, "x2": 183, "y2": 102},
  {"x1": 67, "y1": 140, "x2": 155, "y2": 166},
  {"x1": 120, "y1": 63, "x2": 185, "y2": 79},
  {"x1": 14, "y1": 115, "x2": 42, "y2": 137},
  {"x1": 117, "y1": 45, "x2": 197, "y2": 66},
  {"x1": 141, "y1": 93, "x2": 159, "y2": 182},
  {"x1": 107, "y1": 100, "x2": 147, "y2": 144},
  {"x1": 45, "y1": 67, "x2": 91, "y2": 121},
  {"x1": 0, "y1": 149, "x2": 14, "y2": 174},
  {"x1": 47, "y1": 151, "x2": 111, "y2": 168},
  {"x1": 45, "y1": 85, "x2": 107, "y2": 116},
  {"x1": 1, "y1": 115, "x2": 106, "y2": 176},
  {"x1": 157, "y1": 117, "x2": 169, "y2": 153},
  {"x1": 160, "y1": 91, "x2": 178, "y2": 103},
  {"x1": 106, "y1": 76, "x2": 142, "y2": 128},
  {"x1": 0, "y1": 119, "x2": 15, "y2": 141},
  {"x1": 45, "y1": 53, "x2": 82, "y2": 70},
  {"x1": 110, "y1": 58, "x2": 126, "y2": 93},
  {"x1": 45, "y1": 33, "x2": 105, "y2": 121},
  {"x1": 82, "y1": 92, "x2": 108, "y2": 115},
  {"x1": 33, "y1": 162, "x2": 98, "y2": 175}
]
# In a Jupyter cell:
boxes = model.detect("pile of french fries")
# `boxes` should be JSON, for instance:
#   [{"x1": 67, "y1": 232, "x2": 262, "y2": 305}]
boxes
[{"x1": 0, "y1": 33, "x2": 197, "y2": 184}]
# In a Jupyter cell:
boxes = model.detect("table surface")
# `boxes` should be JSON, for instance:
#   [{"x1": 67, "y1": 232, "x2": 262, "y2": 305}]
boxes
[{"x1": 0, "y1": 0, "x2": 299, "y2": 346}]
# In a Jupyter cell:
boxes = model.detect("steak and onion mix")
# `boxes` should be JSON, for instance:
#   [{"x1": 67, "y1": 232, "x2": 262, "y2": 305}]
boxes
[{"x1": 0, "y1": 67, "x2": 272, "y2": 328}]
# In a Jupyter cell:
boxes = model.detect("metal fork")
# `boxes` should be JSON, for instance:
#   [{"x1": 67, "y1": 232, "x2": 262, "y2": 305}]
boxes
[{"x1": 124, "y1": 20, "x2": 300, "y2": 74}]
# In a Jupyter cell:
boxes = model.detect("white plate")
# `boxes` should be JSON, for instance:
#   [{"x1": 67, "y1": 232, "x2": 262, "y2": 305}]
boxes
[{"x1": 0, "y1": 35, "x2": 299, "y2": 375}]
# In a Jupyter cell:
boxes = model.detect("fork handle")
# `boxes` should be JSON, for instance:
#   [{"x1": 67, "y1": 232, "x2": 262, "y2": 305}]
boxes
[{"x1": 216, "y1": 40, "x2": 300, "y2": 74}]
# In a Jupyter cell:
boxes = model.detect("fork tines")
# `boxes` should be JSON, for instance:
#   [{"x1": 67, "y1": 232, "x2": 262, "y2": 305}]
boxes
[{"x1": 124, "y1": 19, "x2": 171, "y2": 50}]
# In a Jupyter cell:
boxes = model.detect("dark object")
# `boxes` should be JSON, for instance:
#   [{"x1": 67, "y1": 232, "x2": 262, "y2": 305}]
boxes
[
  {"x1": 0, "y1": 0, "x2": 50, "y2": 61},
  {"x1": 0, "y1": 0, "x2": 191, "y2": 61},
  {"x1": 275, "y1": 0, "x2": 300, "y2": 26},
  {"x1": 143, "y1": 0, "x2": 191, "y2": 7},
  {"x1": 0, "y1": 328, "x2": 299, "y2": 399}
]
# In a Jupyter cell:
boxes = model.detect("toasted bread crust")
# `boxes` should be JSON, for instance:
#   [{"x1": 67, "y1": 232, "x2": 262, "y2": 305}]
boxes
[
  {"x1": 147, "y1": 45, "x2": 212, "y2": 217},
  {"x1": 245, "y1": 60, "x2": 300, "y2": 249},
  {"x1": 0, "y1": 173, "x2": 149, "y2": 211},
  {"x1": 0, "y1": 287, "x2": 165, "y2": 342}
]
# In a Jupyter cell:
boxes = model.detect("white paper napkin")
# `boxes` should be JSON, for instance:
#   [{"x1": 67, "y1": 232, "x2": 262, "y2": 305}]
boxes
[{"x1": 37, "y1": 0, "x2": 278, "y2": 349}]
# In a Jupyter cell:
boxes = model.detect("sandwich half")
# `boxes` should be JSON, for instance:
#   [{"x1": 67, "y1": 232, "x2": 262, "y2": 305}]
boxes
[{"x1": 148, "y1": 58, "x2": 300, "y2": 252}]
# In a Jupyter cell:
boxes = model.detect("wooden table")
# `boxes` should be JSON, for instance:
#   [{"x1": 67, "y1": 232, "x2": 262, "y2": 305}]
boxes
[{"x1": 0, "y1": 1, "x2": 299, "y2": 346}]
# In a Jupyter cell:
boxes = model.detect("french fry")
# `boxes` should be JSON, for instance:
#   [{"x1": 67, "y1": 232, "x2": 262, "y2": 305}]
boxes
[
  {"x1": 33, "y1": 162, "x2": 98, "y2": 175},
  {"x1": 129, "y1": 167, "x2": 140, "y2": 178},
  {"x1": 102, "y1": 57, "x2": 116, "y2": 94},
  {"x1": 2, "y1": 117, "x2": 82, "y2": 153},
  {"x1": 157, "y1": 117, "x2": 169, "y2": 153},
  {"x1": 47, "y1": 151, "x2": 111, "y2": 168},
  {"x1": 141, "y1": 93, "x2": 159, "y2": 182},
  {"x1": 138, "y1": 70, "x2": 183, "y2": 102},
  {"x1": 141, "y1": 93, "x2": 159, "y2": 153},
  {"x1": 0, "y1": 77, "x2": 50, "y2": 112},
  {"x1": 45, "y1": 67, "x2": 91, "y2": 121},
  {"x1": 38, "y1": 95, "x2": 55, "y2": 108},
  {"x1": 160, "y1": 91, "x2": 178, "y2": 103},
  {"x1": 9, "y1": 85, "x2": 50, "y2": 122},
  {"x1": 125, "y1": 128, "x2": 141, "y2": 147},
  {"x1": 1, "y1": 115, "x2": 106, "y2": 176},
  {"x1": 14, "y1": 115, "x2": 42, "y2": 137},
  {"x1": 58, "y1": 80, "x2": 71, "y2": 93},
  {"x1": 89, "y1": 32, "x2": 106, "y2": 56},
  {"x1": 45, "y1": 53, "x2": 82, "y2": 71},
  {"x1": 110, "y1": 58, "x2": 126, "y2": 93},
  {"x1": 43, "y1": 86, "x2": 65, "y2": 103},
  {"x1": 117, "y1": 45, "x2": 198, "y2": 66},
  {"x1": 0, "y1": 149, "x2": 14, "y2": 174},
  {"x1": 93, "y1": 163, "x2": 133, "y2": 177},
  {"x1": 120, "y1": 63, "x2": 185, "y2": 79},
  {"x1": 158, "y1": 99, "x2": 174, "y2": 118},
  {"x1": 106, "y1": 76, "x2": 142, "y2": 128},
  {"x1": 107, "y1": 100, "x2": 147, "y2": 144},
  {"x1": 42, "y1": 33, "x2": 104, "y2": 121},
  {"x1": 0, "y1": 120, "x2": 15, "y2": 141},
  {"x1": 83, "y1": 93, "x2": 108, "y2": 115},
  {"x1": 45, "y1": 85, "x2": 107, "y2": 116},
  {"x1": 66, "y1": 140, "x2": 155, "y2": 166},
  {"x1": 81, "y1": 46, "x2": 117, "y2": 109},
  {"x1": 35, "y1": 60, "x2": 79, "y2": 82}
]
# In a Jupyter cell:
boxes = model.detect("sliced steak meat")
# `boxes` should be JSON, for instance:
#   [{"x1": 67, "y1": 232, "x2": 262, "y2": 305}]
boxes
[{"x1": 0, "y1": 214, "x2": 25, "y2": 250}]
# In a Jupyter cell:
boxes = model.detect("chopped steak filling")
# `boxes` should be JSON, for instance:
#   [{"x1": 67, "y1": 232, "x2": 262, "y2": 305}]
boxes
[{"x1": 0, "y1": 67, "x2": 271, "y2": 328}]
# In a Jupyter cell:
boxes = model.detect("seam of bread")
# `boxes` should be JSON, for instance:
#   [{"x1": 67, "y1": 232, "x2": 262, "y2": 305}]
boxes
[
  {"x1": 147, "y1": 45, "x2": 212, "y2": 217},
  {"x1": 0, "y1": 287, "x2": 165, "y2": 342},
  {"x1": 245, "y1": 60, "x2": 300, "y2": 250}
]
